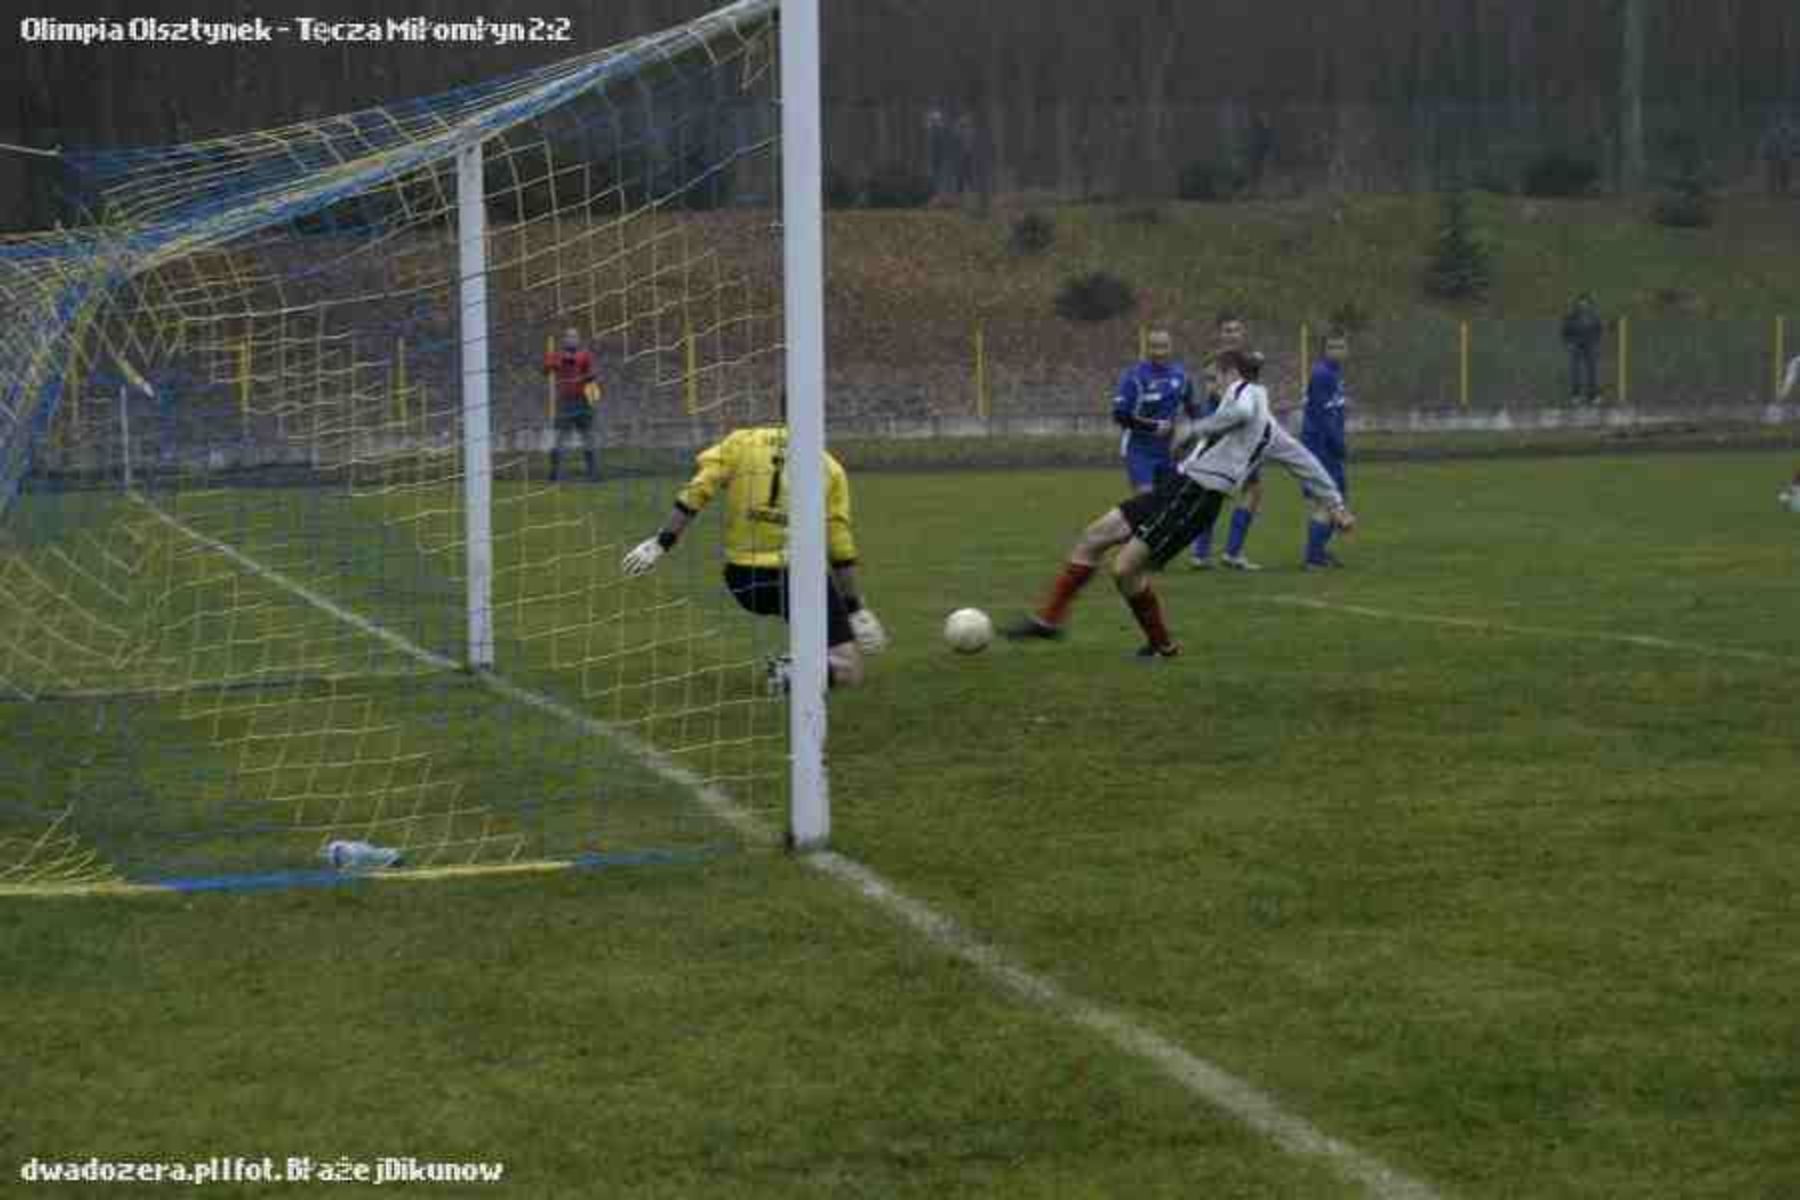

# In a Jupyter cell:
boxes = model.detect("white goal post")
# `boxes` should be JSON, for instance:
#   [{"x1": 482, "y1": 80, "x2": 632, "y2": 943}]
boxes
[
  {"x1": 457, "y1": 141, "x2": 496, "y2": 672},
  {"x1": 779, "y1": 0, "x2": 830, "y2": 851},
  {"x1": 448, "y1": 0, "x2": 828, "y2": 842}
]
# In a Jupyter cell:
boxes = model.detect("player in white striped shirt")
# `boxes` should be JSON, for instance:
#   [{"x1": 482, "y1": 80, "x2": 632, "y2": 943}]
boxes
[{"x1": 1006, "y1": 349, "x2": 1356, "y2": 656}]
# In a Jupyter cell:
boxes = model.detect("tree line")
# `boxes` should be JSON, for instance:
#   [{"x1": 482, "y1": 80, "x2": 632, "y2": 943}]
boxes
[{"x1": 4, "y1": 0, "x2": 1797, "y2": 228}]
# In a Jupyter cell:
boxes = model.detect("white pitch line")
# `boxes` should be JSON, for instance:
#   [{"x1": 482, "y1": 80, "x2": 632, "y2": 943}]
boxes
[
  {"x1": 144, "y1": 496, "x2": 1441, "y2": 1200},
  {"x1": 474, "y1": 670, "x2": 772, "y2": 844},
  {"x1": 811, "y1": 851, "x2": 1443, "y2": 1200},
  {"x1": 135, "y1": 494, "x2": 463, "y2": 673},
  {"x1": 1272, "y1": 595, "x2": 1798, "y2": 666}
]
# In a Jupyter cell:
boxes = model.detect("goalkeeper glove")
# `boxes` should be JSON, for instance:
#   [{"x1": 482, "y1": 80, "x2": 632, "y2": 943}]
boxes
[
  {"x1": 621, "y1": 537, "x2": 666, "y2": 576},
  {"x1": 848, "y1": 608, "x2": 888, "y2": 654},
  {"x1": 1328, "y1": 506, "x2": 1357, "y2": 534}
]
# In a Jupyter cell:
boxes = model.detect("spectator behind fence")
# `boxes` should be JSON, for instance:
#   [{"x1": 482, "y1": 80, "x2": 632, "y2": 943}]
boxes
[
  {"x1": 954, "y1": 113, "x2": 978, "y2": 196},
  {"x1": 926, "y1": 108, "x2": 955, "y2": 197},
  {"x1": 1561, "y1": 293, "x2": 1604, "y2": 405},
  {"x1": 1247, "y1": 112, "x2": 1275, "y2": 195},
  {"x1": 1761, "y1": 110, "x2": 1799, "y2": 196}
]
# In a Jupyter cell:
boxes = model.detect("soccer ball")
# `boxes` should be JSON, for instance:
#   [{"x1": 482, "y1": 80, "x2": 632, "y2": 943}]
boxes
[
  {"x1": 1781, "y1": 485, "x2": 1800, "y2": 514},
  {"x1": 943, "y1": 608, "x2": 993, "y2": 654}
]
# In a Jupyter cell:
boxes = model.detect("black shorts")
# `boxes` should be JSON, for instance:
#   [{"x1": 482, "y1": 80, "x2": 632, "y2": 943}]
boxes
[
  {"x1": 1117, "y1": 473, "x2": 1227, "y2": 570},
  {"x1": 723, "y1": 564, "x2": 856, "y2": 649},
  {"x1": 554, "y1": 404, "x2": 594, "y2": 433}
]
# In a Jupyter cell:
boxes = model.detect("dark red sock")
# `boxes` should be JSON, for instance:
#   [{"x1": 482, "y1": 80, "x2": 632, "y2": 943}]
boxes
[
  {"x1": 1125, "y1": 586, "x2": 1173, "y2": 650},
  {"x1": 1038, "y1": 562, "x2": 1096, "y2": 626}
]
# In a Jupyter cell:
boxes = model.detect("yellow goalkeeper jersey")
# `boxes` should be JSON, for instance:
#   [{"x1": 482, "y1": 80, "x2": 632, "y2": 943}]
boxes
[{"x1": 675, "y1": 427, "x2": 858, "y2": 569}]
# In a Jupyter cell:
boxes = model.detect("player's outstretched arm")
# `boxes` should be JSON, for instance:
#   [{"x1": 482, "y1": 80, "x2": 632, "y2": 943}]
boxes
[
  {"x1": 622, "y1": 503, "x2": 696, "y2": 576},
  {"x1": 625, "y1": 441, "x2": 730, "y2": 576},
  {"x1": 825, "y1": 466, "x2": 885, "y2": 653},
  {"x1": 1265, "y1": 425, "x2": 1355, "y2": 531},
  {"x1": 831, "y1": 563, "x2": 887, "y2": 653}
]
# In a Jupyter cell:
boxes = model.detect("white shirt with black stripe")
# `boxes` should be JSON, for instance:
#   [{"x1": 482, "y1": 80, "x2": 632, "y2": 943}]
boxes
[{"x1": 1177, "y1": 379, "x2": 1344, "y2": 509}]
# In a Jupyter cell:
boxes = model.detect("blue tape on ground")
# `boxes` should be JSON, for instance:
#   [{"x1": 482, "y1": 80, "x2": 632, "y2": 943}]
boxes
[{"x1": 151, "y1": 846, "x2": 723, "y2": 894}]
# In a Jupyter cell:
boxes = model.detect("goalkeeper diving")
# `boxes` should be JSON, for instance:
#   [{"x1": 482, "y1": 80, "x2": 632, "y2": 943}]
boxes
[{"x1": 621, "y1": 408, "x2": 887, "y2": 690}]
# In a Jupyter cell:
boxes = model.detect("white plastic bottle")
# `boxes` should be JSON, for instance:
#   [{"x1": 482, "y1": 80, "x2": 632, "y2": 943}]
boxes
[{"x1": 321, "y1": 840, "x2": 404, "y2": 871}]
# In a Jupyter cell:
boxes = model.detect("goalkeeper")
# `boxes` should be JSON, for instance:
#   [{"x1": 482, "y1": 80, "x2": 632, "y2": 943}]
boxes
[{"x1": 621, "y1": 414, "x2": 886, "y2": 691}]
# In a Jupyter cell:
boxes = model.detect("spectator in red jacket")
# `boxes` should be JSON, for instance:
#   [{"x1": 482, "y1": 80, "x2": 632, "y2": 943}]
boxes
[{"x1": 543, "y1": 327, "x2": 600, "y2": 481}]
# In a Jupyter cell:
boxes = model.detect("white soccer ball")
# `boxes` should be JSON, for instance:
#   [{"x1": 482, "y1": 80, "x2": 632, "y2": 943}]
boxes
[
  {"x1": 943, "y1": 608, "x2": 993, "y2": 654},
  {"x1": 1781, "y1": 486, "x2": 1800, "y2": 514}
]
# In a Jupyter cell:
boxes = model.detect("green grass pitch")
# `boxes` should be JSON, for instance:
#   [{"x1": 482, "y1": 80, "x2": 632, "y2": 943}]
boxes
[{"x1": 5, "y1": 449, "x2": 1799, "y2": 1198}]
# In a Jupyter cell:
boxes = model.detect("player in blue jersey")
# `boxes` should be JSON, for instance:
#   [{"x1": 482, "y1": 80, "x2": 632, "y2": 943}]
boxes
[
  {"x1": 1301, "y1": 330, "x2": 1352, "y2": 568},
  {"x1": 1112, "y1": 329, "x2": 1199, "y2": 493},
  {"x1": 1188, "y1": 312, "x2": 1267, "y2": 569}
]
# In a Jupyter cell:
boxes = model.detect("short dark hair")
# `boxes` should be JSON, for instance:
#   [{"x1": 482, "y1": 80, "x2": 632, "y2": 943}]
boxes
[
  {"x1": 1215, "y1": 309, "x2": 1243, "y2": 329},
  {"x1": 1216, "y1": 348, "x2": 1264, "y2": 381}
]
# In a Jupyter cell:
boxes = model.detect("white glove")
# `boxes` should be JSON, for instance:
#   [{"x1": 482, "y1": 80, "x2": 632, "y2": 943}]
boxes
[
  {"x1": 848, "y1": 608, "x2": 887, "y2": 654},
  {"x1": 621, "y1": 538, "x2": 665, "y2": 577}
]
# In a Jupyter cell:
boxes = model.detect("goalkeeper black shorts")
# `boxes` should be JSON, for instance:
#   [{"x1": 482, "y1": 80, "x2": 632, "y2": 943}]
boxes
[
  {"x1": 723, "y1": 564, "x2": 855, "y2": 649},
  {"x1": 1117, "y1": 473, "x2": 1227, "y2": 570}
]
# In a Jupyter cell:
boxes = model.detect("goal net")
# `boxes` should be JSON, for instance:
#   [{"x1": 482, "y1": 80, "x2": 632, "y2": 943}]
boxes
[{"x1": 0, "y1": 0, "x2": 796, "y2": 894}]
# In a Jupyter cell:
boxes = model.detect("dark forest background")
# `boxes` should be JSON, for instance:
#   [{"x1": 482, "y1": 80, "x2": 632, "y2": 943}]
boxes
[{"x1": 4, "y1": 0, "x2": 1798, "y2": 229}]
